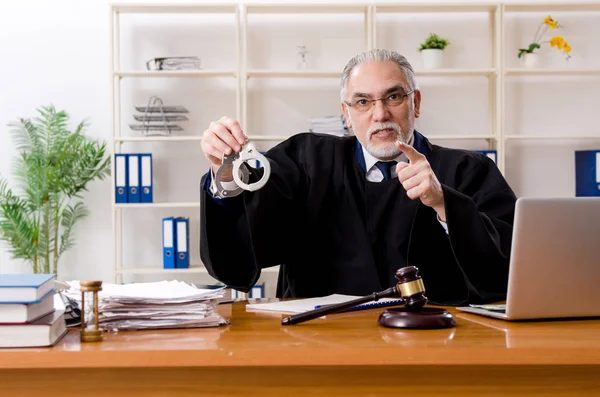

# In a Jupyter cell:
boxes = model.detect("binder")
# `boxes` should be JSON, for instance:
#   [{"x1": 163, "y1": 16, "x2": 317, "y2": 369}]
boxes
[
  {"x1": 114, "y1": 154, "x2": 128, "y2": 203},
  {"x1": 162, "y1": 217, "x2": 176, "y2": 269},
  {"x1": 250, "y1": 282, "x2": 265, "y2": 299},
  {"x1": 247, "y1": 151, "x2": 266, "y2": 169},
  {"x1": 175, "y1": 217, "x2": 189, "y2": 268},
  {"x1": 477, "y1": 150, "x2": 497, "y2": 164},
  {"x1": 575, "y1": 150, "x2": 600, "y2": 197},
  {"x1": 231, "y1": 289, "x2": 242, "y2": 300},
  {"x1": 140, "y1": 153, "x2": 153, "y2": 203},
  {"x1": 128, "y1": 154, "x2": 141, "y2": 203}
]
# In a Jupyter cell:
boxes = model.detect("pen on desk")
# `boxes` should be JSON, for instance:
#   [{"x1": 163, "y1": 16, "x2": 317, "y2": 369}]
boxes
[
  {"x1": 313, "y1": 299, "x2": 404, "y2": 311},
  {"x1": 281, "y1": 287, "x2": 398, "y2": 326}
]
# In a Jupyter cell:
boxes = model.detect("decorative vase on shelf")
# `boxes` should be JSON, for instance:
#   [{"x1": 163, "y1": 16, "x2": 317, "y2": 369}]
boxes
[
  {"x1": 523, "y1": 53, "x2": 539, "y2": 69},
  {"x1": 421, "y1": 49, "x2": 444, "y2": 69},
  {"x1": 297, "y1": 45, "x2": 309, "y2": 70}
]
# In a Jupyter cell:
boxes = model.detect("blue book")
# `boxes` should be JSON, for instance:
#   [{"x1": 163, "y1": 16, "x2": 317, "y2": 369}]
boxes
[{"x1": 0, "y1": 274, "x2": 55, "y2": 304}]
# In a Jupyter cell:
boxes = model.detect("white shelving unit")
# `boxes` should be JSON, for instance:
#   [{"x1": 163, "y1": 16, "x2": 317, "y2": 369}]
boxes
[
  {"x1": 109, "y1": 3, "x2": 242, "y2": 283},
  {"x1": 372, "y1": 2, "x2": 504, "y2": 170},
  {"x1": 240, "y1": 3, "x2": 372, "y2": 137},
  {"x1": 505, "y1": 68, "x2": 600, "y2": 75},
  {"x1": 109, "y1": 2, "x2": 600, "y2": 286},
  {"x1": 501, "y1": 3, "x2": 600, "y2": 148}
]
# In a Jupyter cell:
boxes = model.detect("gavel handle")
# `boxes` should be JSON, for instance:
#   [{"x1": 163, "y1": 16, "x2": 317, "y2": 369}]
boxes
[{"x1": 281, "y1": 286, "x2": 398, "y2": 325}]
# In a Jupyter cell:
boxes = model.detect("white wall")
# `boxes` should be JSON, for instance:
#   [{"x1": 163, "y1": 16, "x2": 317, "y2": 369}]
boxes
[{"x1": 1, "y1": 0, "x2": 598, "y2": 298}]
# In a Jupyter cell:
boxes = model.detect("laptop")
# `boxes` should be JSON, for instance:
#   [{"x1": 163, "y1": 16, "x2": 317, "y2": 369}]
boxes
[{"x1": 457, "y1": 197, "x2": 600, "y2": 321}]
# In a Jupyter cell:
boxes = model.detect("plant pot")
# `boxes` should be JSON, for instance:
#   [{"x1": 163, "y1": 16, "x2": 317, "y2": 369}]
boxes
[
  {"x1": 421, "y1": 49, "x2": 444, "y2": 69},
  {"x1": 523, "y1": 53, "x2": 539, "y2": 69}
]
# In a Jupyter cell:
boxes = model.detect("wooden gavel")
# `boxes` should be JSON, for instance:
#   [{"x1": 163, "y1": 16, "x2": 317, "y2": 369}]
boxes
[{"x1": 281, "y1": 266, "x2": 428, "y2": 326}]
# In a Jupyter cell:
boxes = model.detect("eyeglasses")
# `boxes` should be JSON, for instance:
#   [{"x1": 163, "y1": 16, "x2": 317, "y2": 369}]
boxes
[{"x1": 344, "y1": 90, "x2": 415, "y2": 113}]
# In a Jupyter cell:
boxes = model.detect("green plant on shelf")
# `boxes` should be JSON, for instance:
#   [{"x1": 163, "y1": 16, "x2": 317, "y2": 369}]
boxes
[{"x1": 418, "y1": 33, "x2": 450, "y2": 51}]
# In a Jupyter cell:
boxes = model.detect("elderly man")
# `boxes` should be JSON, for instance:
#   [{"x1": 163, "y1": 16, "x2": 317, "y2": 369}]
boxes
[{"x1": 199, "y1": 49, "x2": 517, "y2": 305}]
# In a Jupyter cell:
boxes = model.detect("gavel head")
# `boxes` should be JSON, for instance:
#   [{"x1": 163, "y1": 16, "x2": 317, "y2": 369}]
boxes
[{"x1": 395, "y1": 266, "x2": 428, "y2": 309}]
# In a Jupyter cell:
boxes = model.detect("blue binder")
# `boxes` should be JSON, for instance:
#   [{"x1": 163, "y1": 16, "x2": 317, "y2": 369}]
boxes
[
  {"x1": 127, "y1": 154, "x2": 141, "y2": 203},
  {"x1": 175, "y1": 217, "x2": 189, "y2": 268},
  {"x1": 575, "y1": 150, "x2": 600, "y2": 197},
  {"x1": 140, "y1": 153, "x2": 153, "y2": 203},
  {"x1": 162, "y1": 217, "x2": 176, "y2": 269},
  {"x1": 247, "y1": 151, "x2": 266, "y2": 169},
  {"x1": 114, "y1": 154, "x2": 128, "y2": 203},
  {"x1": 477, "y1": 150, "x2": 497, "y2": 164},
  {"x1": 250, "y1": 282, "x2": 265, "y2": 299}
]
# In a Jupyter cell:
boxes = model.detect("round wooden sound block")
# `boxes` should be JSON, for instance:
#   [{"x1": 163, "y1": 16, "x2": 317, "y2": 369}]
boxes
[{"x1": 378, "y1": 307, "x2": 456, "y2": 329}]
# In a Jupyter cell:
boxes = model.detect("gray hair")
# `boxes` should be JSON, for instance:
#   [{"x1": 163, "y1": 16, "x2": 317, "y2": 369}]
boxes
[{"x1": 340, "y1": 49, "x2": 418, "y2": 101}]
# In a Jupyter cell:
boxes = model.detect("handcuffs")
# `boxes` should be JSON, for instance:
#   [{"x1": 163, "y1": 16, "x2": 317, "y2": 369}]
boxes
[{"x1": 214, "y1": 141, "x2": 271, "y2": 197}]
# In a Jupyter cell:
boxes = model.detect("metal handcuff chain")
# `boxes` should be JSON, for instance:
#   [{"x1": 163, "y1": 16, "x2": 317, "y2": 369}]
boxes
[{"x1": 214, "y1": 141, "x2": 271, "y2": 197}]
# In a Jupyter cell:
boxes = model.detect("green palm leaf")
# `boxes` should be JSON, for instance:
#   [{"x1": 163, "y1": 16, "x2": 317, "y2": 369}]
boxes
[
  {"x1": 59, "y1": 202, "x2": 88, "y2": 258},
  {"x1": 0, "y1": 105, "x2": 110, "y2": 274}
]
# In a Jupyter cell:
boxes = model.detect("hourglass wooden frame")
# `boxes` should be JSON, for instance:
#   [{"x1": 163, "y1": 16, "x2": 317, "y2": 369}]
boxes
[{"x1": 80, "y1": 281, "x2": 103, "y2": 342}]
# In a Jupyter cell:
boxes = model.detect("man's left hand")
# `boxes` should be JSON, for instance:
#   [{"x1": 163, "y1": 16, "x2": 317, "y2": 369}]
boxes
[{"x1": 395, "y1": 141, "x2": 446, "y2": 222}]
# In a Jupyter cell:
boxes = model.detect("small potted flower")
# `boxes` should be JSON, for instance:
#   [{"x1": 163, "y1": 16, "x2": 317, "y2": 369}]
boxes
[
  {"x1": 518, "y1": 15, "x2": 572, "y2": 68},
  {"x1": 418, "y1": 33, "x2": 450, "y2": 69}
]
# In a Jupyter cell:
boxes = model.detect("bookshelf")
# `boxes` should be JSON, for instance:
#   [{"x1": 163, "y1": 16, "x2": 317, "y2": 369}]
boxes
[
  {"x1": 240, "y1": 3, "x2": 372, "y2": 141},
  {"x1": 109, "y1": 2, "x2": 600, "y2": 291},
  {"x1": 109, "y1": 3, "x2": 242, "y2": 284},
  {"x1": 372, "y1": 2, "x2": 503, "y2": 171},
  {"x1": 501, "y1": 2, "x2": 600, "y2": 196}
]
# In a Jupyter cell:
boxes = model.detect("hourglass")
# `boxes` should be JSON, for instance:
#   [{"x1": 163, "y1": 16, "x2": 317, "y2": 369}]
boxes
[{"x1": 80, "y1": 281, "x2": 103, "y2": 342}]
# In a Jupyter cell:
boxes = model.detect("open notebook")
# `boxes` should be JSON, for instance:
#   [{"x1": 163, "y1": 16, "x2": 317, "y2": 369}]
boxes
[{"x1": 245, "y1": 294, "x2": 404, "y2": 314}]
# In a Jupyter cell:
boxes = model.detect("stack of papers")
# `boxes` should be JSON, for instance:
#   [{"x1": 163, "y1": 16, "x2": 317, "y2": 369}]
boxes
[
  {"x1": 64, "y1": 280, "x2": 229, "y2": 331},
  {"x1": 308, "y1": 115, "x2": 349, "y2": 137}
]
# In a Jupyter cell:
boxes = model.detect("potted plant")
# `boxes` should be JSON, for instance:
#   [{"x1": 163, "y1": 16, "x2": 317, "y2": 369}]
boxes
[
  {"x1": 518, "y1": 15, "x2": 572, "y2": 68},
  {"x1": 0, "y1": 105, "x2": 111, "y2": 275},
  {"x1": 418, "y1": 33, "x2": 450, "y2": 69}
]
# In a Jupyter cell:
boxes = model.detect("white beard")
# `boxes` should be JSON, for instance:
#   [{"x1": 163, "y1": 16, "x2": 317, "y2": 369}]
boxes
[{"x1": 365, "y1": 121, "x2": 410, "y2": 159}]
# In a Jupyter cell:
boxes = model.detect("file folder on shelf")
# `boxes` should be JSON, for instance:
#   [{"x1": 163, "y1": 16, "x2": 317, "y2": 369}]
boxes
[
  {"x1": 247, "y1": 151, "x2": 266, "y2": 169},
  {"x1": 162, "y1": 217, "x2": 176, "y2": 269},
  {"x1": 114, "y1": 154, "x2": 128, "y2": 203},
  {"x1": 250, "y1": 282, "x2": 265, "y2": 299},
  {"x1": 175, "y1": 217, "x2": 190, "y2": 269},
  {"x1": 477, "y1": 150, "x2": 497, "y2": 164},
  {"x1": 128, "y1": 154, "x2": 141, "y2": 203},
  {"x1": 575, "y1": 150, "x2": 600, "y2": 197},
  {"x1": 140, "y1": 153, "x2": 153, "y2": 203}
]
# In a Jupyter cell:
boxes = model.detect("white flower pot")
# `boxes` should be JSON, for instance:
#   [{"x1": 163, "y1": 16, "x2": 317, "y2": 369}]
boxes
[
  {"x1": 421, "y1": 49, "x2": 444, "y2": 69},
  {"x1": 523, "y1": 53, "x2": 539, "y2": 69}
]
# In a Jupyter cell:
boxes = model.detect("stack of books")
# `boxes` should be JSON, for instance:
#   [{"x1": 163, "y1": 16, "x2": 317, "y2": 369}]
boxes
[
  {"x1": 308, "y1": 115, "x2": 349, "y2": 137},
  {"x1": 64, "y1": 280, "x2": 229, "y2": 331},
  {"x1": 0, "y1": 274, "x2": 67, "y2": 348}
]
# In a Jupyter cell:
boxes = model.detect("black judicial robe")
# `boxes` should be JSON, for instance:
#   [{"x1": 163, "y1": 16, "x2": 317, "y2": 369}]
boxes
[{"x1": 199, "y1": 131, "x2": 517, "y2": 305}]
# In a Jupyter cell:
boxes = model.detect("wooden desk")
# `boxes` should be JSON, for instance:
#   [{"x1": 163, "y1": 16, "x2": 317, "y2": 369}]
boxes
[{"x1": 1, "y1": 302, "x2": 600, "y2": 396}]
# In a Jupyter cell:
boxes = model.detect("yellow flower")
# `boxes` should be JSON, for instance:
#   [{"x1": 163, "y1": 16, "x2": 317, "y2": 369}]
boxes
[
  {"x1": 544, "y1": 16, "x2": 558, "y2": 29},
  {"x1": 564, "y1": 42, "x2": 572, "y2": 53},
  {"x1": 550, "y1": 36, "x2": 565, "y2": 49}
]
